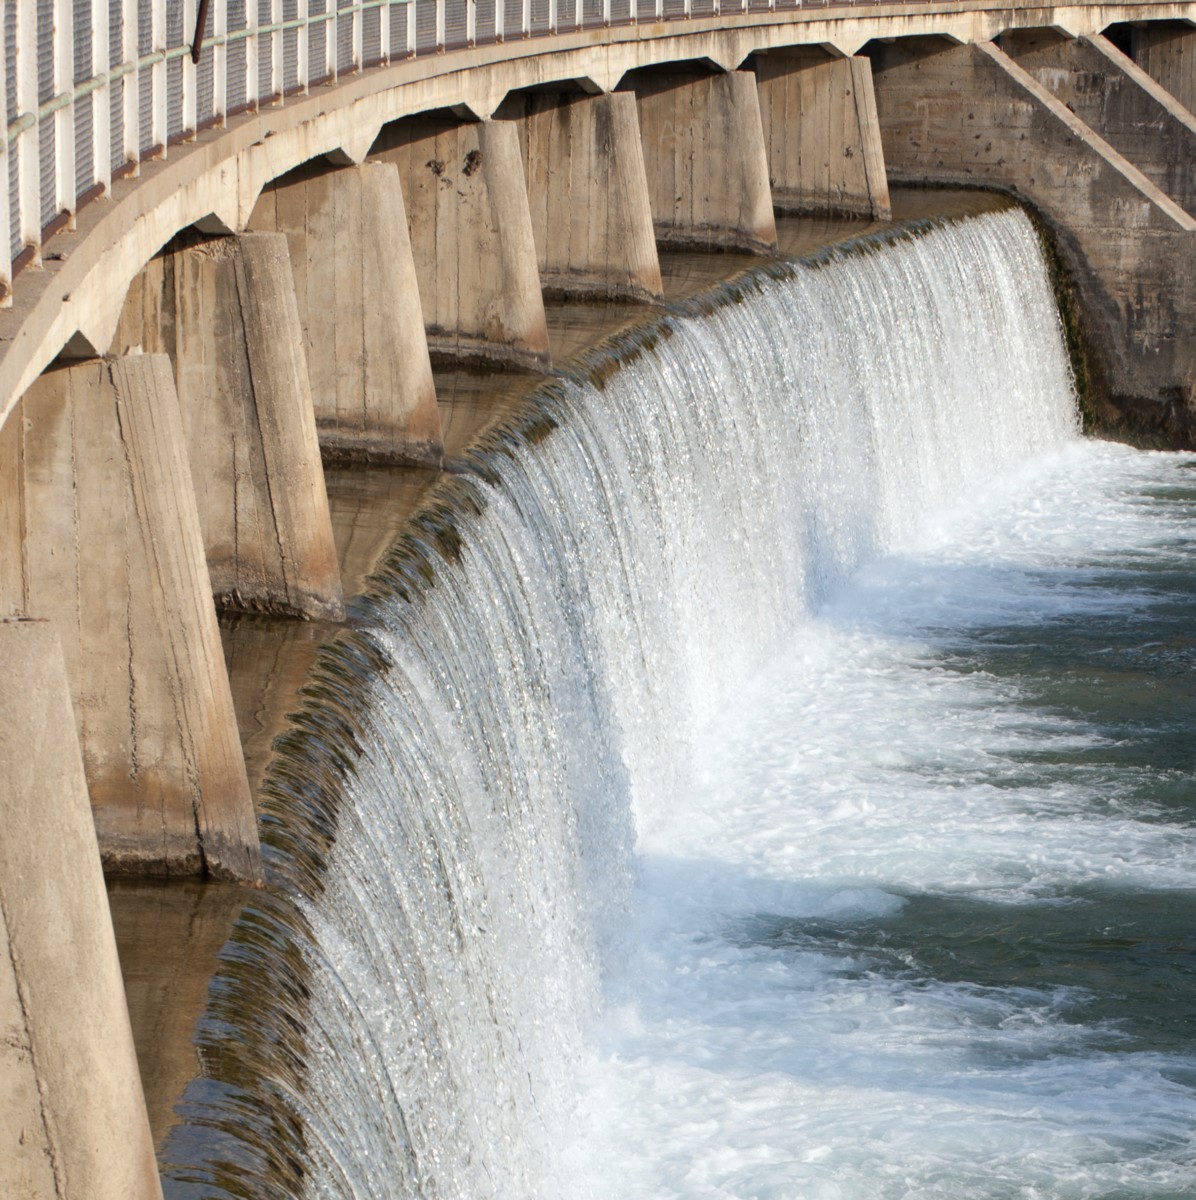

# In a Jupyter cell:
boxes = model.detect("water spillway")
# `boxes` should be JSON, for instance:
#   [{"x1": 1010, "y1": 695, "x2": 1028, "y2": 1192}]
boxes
[{"x1": 163, "y1": 207, "x2": 1196, "y2": 1198}]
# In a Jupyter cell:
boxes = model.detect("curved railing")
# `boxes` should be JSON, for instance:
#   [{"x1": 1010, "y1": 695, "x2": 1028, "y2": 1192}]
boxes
[{"x1": 5, "y1": 0, "x2": 946, "y2": 303}]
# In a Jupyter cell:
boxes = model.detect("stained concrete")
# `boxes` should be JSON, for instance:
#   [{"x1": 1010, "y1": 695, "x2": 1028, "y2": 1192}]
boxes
[
  {"x1": 0, "y1": 356, "x2": 261, "y2": 881},
  {"x1": 503, "y1": 90, "x2": 663, "y2": 302},
  {"x1": 249, "y1": 161, "x2": 443, "y2": 465},
  {"x1": 0, "y1": 619, "x2": 164, "y2": 1200},
  {"x1": 870, "y1": 36, "x2": 1196, "y2": 439},
  {"x1": 622, "y1": 66, "x2": 778, "y2": 255},
  {"x1": 754, "y1": 49, "x2": 891, "y2": 219},
  {"x1": 117, "y1": 233, "x2": 345, "y2": 620},
  {"x1": 1003, "y1": 30, "x2": 1196, "y2": 215},
  {"x1": 370, "y1": 113, "x2": 551, "y2": 370}
]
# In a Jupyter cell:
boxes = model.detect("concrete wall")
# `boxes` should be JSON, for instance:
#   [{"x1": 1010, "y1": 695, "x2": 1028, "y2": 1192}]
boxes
[
  {"x1": 0, "y1": 356, "x2": 261, "y2": 881},
  {"x1": 754, "y1": 49, "x2": 891, "y2": 219},
  {"x1": 1003, "y1": 30, "x2": 1196, "y2": 215},
  {"x1": 370, "y1": 114, "x2": 551, "y2": 370},
  {"x1": 117, "y1": 233, "x2": 345, "y2": 620},
  {"x1": 0, "y1": 620, "x2": 163, "y2": 1200},
  {"x1": 870, "y1": 36, "x2": 1196, "y2": 440},
  {"x1": 1128, "y1": 19, "x2": 1196, "y2": 114},
  {"x1": 249, "y1": 162, "x2": 443, "y2": 464},
  {"x1": 503, "y1": 90, "x2": 663, "y2": 303},
  {"x1": 624, "y1": 67, "x2": 778, "y2": 255}
]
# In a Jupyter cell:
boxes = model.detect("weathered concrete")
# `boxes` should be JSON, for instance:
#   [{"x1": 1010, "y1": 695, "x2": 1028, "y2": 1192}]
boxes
[
  {"x1": 0, "y1": 621, "x2": 164, "y2": 1200},
  {"x1": 869, "y1": 36, "x2": 1196, "y2": 439},
  {"x1": 248, "y1": 162, "x2": 443, "y2": 464},
  {"x1": 753, "y1": 49, "x2": 892, "y2": 218},
  {"x1": 1124, "y1": 19, "x2": 1196, "y2": 115},
  {"x1": 501, "y1": 90, "x2": 663, "y2": 302},
  {"x1": 370, "y1": 114, "x2": 551, "y2": 370},
  {"x1": 117, "y1": 233, "x2": 345, "y2": 619},
  {"x1": 0, "y1": 356, "x2": 261, "y2": 880},
  {"x1": 1003, "y1": 30, "x2": 1196, "y2": 215},
  {"x1": 623, "y1": 66, "x2": 779, "y2": 254}
]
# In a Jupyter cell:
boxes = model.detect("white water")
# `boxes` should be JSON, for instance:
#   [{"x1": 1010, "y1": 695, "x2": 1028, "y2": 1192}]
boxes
[{"x1": 293, "y1": 210, "x2": 1196, "y2": 1198}]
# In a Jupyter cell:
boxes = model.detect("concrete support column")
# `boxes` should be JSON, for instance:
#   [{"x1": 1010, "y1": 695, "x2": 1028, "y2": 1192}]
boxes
[
  {"x1": 1003, "y1": 31, "x2": 1196, "y2": 217},
  {"x1": 370, "y1": 114, "x2": 550, "y2": 371},
  {"x1": 754, "y1": 49, "x2": 891, "y2": 219},
  {"x1": 623, "y1": 67, "x2": 778, "y2": 255},
  {"x1": 248, "y1": 162, "x2": 443, "y2": 465},
  {"x1": 0, "y1": 620, "x2": 163, "y2": 1200},
  {"x1": 503, "y1": 90, "x2": 663, "y2": 302},
  {"x1": 0, "y1": 356, "x2": 260, "y2": 881},
  {"x1": 870, "y1": 37, "x2": 1196, "y2": 442},
  {"x1": 117, "y1": 233, "x2": 344, "y2": 620},
  {"x1": 1127, "y1": 20, "x2": 1196, "y2": 116}
]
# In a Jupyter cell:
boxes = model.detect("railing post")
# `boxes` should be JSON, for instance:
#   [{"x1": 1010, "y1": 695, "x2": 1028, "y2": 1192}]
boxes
[
  {"x1": 213, "y1": 0, "x2": 227, "y2": 122},
  {"x1": 298, "y1": 0, "x2": 310, "y2": 91},
  {"x1": 49, "y1": 0, "x2": 76, "y2": 226},
  {"x1": 119, "y1": 0, "x2": 138, "y2": 171},
  {"x1": 495, "y1": 0, "x2": 505, "y2": 43},
  {"x1": 522, "y1": 0, "x2": 531, "y2": 37},
  {"x1": 575, "y1": 0, "x2": 583, "y2": 31},
  {"x1": 549, "y1": 0, "x2": 558, "y2": 35},
  {"x1": 436, "y1": 0, "x2": 445, "y2": 53},
  {"x1": 271, "y1": 0, "x2": 283, "y2": 100},
  {"x1": 380, "y1": 0, "x2": 392, "y2": 61},
  {"x1": 353, "y1": 0, "x2": 364, "y2": 67},
  {"x1": 182, "y1": 0, "x2": 198, "y2": 135},
  {"x1": 150, "y1": 0, "x2": 167, "y2": 154},
  {"x1": 406, "y1": 0, "x2": 417, "y2": 57},
  {"x1": 90, "y1": 0, "x2": 111, "y2": 194},
  {"x1": 15, "y1": 1, "x2": 39, "y2": 258},
  {"x1": 467, "y1": 0, "x2": 477, "y2": 47},
  {"x1": 0, "y1": 16, "x2": 10, "y2": 300}
]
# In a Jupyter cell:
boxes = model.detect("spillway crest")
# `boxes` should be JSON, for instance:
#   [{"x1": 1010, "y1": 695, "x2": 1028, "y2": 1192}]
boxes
[{"x1": 164, "y1": 208, "x2": 1098, "y2": 1199}]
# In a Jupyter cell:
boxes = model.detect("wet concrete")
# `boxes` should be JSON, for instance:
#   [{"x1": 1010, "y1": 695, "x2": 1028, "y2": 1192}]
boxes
[{"x1": 107, "y1": 187, "x2": 1004, "y2": 1157}]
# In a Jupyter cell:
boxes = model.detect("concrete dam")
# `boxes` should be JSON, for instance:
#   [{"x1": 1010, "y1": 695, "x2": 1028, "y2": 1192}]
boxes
[{"x1": 2, "y1": 2, "x2": 1196, "y2": 1197}]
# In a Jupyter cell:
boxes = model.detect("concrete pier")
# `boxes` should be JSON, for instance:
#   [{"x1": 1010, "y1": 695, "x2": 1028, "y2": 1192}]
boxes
[
  {"x1": 1003, "y1": 30, "x2": 1196, "y2": 216},
  {"x1": 117, "y1": 233, "x2": 345, "y2": 620},
  {"x1": 502, "y1": 90, "x2": 663, "y2": 302},
  {"x1": 870, "y1": 37, "x2": 1196, "y2": 437},
  {"x1": 0, "y1": 620, "x2": 164, "y2": 1200},
  {"x1": 0, "y1": 356, "x2": 261, "y2": 881},
  {"x1": 1124, "y1": 20, "x2": 1196, "y2": 116},
  {"x1": 249, "y1": 162, "x2": 443, "y2": 465},
  {"x1": 753, "y1": 49, "x2": 892, "y2": 219},
  {"x1": 623, "y1": 67, "x2": 779, "y2": 255},
  {"x1": 370, "y1": 114, "x2": 551, "y2": 370}
]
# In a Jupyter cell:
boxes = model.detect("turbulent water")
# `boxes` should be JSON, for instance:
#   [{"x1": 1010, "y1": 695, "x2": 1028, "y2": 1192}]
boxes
[{"x1": 167, "y1": 208, "x2": 1196, "y2": 1199}]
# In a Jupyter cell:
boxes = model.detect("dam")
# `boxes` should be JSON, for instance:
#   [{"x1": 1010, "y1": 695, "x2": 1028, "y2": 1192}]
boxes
[{"x1": 2, "y1": 3, "x2": 1196, "y2": 1198}]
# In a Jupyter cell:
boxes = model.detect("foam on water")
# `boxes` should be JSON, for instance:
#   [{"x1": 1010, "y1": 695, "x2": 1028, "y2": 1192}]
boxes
[{"x1": 248, "y1": 209, "x2": 1196, "y2": 1199}]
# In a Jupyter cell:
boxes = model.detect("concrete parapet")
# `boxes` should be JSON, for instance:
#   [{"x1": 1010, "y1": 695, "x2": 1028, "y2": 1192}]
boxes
[
  {"x1": 1125, "y1": 19, "x2": 1196, "y2": 116},
  {"x1": 502, "y1": 90, "x2": 663, "y2": 302},
  {"x1": 0, "y1": 620, "x2": 164, "y2": 1200},
  {"x1": 623, "y1": 67, "x2": 778, "y2": 255},
  {"x1": 249, "y1": 162, "x2": 443, "y2": 465},
  {"x1": 117, "y1": 233, "x2": 344, "y2": 620},
  {"x1": 870, "y1": 37, "x2": 1196, "y2": 438},
  {"x1": 1003, "y1": 30, "x2": 1196, "y2": 216},
  {"x1": 0, "y1": 356, "x2": 261, "y2": 881},
  {"x1": 370, "y1": 114, "x2": 551, "y2": 371},
  {"x1": 753, "y1": 49, "x2": 891, "y2": 219}
]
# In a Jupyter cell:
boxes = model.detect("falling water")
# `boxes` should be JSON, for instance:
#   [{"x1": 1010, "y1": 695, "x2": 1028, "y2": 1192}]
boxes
[{"x1": 163, "y1": 207, "x2": 1196, "y2": 1198}]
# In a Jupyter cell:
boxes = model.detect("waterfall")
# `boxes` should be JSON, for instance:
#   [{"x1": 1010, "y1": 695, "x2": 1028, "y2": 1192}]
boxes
[{"x1": 162, "y1": 207, "x2": 1089, "y2": 1198}]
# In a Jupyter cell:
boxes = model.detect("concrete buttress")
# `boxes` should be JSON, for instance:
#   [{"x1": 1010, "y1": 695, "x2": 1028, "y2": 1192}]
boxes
[
  {"x1": 623, "y1": 67, "x2": 778, "y2": 255},
  {"x1": 0, "y1": 356, "x2": 262, "y2": 882},
  {"x1": 249, "y1": 161, "x2": 443, "y2": 464},
  {"x1": 370, "y1": 114, "x2": 551, "y2": 371},
  {"x1": 869, "y1": 37, "x2": 1196, "y2": 439},
  {"x1": 117, "y1": 233, "x2": 344, "y2": 620},
  {"x1": 0, "y1": 620, "x2": 163, "y2": 1200},
  {"x1": 503, "y1": 90, "x2": 663, "y2": 302},
  {"x1": 753, "y1": 49, "x2": 891, "y2": 219}
]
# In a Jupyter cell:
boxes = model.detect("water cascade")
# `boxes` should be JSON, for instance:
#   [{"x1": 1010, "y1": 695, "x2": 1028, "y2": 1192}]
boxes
[{"x1": 163, "y1": 207, "x2": 1196, "y2": 1198}]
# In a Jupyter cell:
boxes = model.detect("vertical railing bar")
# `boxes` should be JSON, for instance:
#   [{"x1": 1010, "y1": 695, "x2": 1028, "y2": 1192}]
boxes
[
  {"x1": 150, "y1": 0, "x2": 167, "y2": 152},
  {"x1": 182, "y1": 0, "x2": 197, "y2": 134},
  {"x1": 574, "y1": 0, "x2": 582, "y2": 31},
  {"x1": 297, "y1": 0, "x2": 309, "y2": 88},
  {"x1": 495, "y1": 0, "x2": 504, "y2": 41},
  {"x1": 602, "y1": 0, "x2": 610, "y2": 27},
  {"x1": 245, "y1": 1, "x2": 259, "y2": 107},
  {"x1": 549, "y1": 0, "x2": 558, "y2": 34},
  {"x1": 90, "y1": 0, "x2": 111, "y2": 191},
  {"x1": 435, "y1": 0, "x2": 445, "y2": 53},
  {"x1": 271, "y1": 0, "x2": 283, "y2": 99},
  {"x1": 406, "y1": 0, "x2": 416, "y2": 57},
  {"x1": 467, "y1": 0, "x2": 476, "y2": 46},
  {"x1": 16, "y1": 1, "x2": 39, "y2": 255},
  {"x1": 353, "y1": 0, "x2": 363, "y2": 66},
  {"x1": 53, "y1": 0, "x2": 76, "y2": 223},
  {"x1": 213, "y1": 0, "x2": 227, "y2": 121},
  {"x1": 121, "y1": 0, "x2": 138, "y2": 171},
  {"x1": 0, "y1": 13, "x2": 11, "y2": 298}
]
